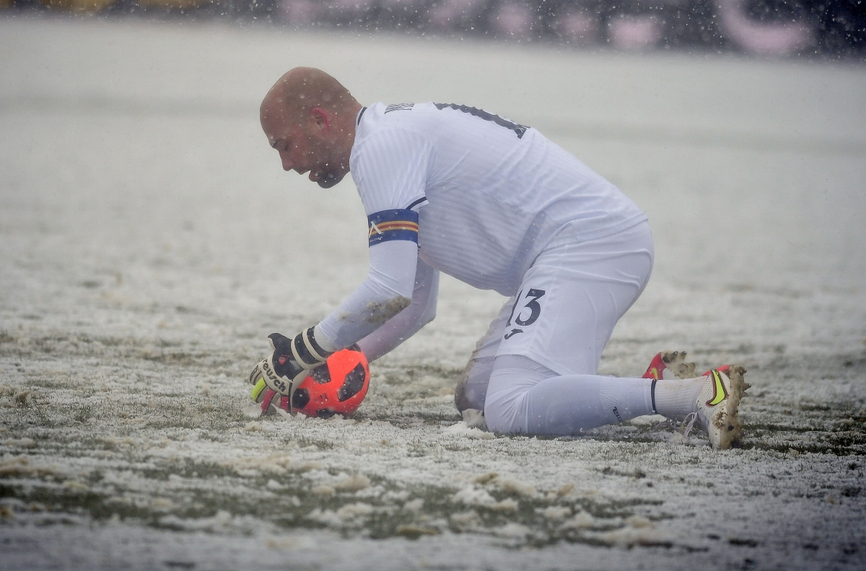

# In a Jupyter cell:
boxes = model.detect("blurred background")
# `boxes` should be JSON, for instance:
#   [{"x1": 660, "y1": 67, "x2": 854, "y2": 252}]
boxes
[{"x1": 1, "y1": 0, "x2": 864, "y2": 59}]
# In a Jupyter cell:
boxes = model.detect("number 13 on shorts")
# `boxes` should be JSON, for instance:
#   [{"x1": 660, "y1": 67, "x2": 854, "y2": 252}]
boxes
[{"x1": 504, "y1": 288, "x2": 546, "y2": 340}]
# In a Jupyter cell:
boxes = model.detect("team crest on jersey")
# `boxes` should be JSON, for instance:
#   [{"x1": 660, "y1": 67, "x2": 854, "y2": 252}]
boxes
[
  {"x1": 368, "y1": 209, "x2": 419, "y2": 246},
  {"x1": 385, "y1": 103, "x2": 415, "y2": 113}
]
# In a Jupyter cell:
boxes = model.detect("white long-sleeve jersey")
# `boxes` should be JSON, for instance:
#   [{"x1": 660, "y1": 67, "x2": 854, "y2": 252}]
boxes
[{"x1": 316, "y1": 102, "x2": 647, "y2": 359}]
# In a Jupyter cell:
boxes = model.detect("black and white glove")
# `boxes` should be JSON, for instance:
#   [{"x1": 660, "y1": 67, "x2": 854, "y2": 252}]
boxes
[{"x1": 248, "y1": 328, "x2": 334, "y2": 414}]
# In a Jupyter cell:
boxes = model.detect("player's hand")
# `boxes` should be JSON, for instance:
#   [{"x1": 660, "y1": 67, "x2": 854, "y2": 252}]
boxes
[
  {"x1": 265, "y1": 333, "x2": 306, "y2": 381},
  {"x1": 248, "y1": 353, "x2": 303, "y2": 416},
  {"x1": 247, "y1": 328, "x2": 334, "y2": 414},
  {"x1": 249, "y1": 365, "x2": 292, "y2": 415},
  {"x1": 268, "y1": 328, "x2": 333, "y2": 372}
]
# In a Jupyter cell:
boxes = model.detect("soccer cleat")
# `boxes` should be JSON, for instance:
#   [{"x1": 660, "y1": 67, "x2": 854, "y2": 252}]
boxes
[
  {"x1": 643, "y1": 351, "x2": 697, "y2": 380},
  {"x1": 693, "y1": 366, "x2": 750, "y2": 450},
  {"x1": 704, "y1": 365, "x2": 731, "y2": 376}
]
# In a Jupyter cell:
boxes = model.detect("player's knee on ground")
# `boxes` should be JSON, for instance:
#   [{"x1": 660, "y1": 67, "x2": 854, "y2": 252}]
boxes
[
  {"x1": 454, "y1": 356, "x2": 494, "y2": 412},
  {"x1": 483, "y1": 355, "x2": 553, "y2": 434}
]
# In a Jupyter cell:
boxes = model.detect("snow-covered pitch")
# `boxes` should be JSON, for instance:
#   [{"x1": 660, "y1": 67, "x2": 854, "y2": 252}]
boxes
[{"x1": 1, "y1": 15, "x2": 865, "y2": 571}]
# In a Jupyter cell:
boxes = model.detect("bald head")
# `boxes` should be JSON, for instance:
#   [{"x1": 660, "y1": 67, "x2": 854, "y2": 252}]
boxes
[
  {"x1": 260, "y1": 68, "x2": 362, "y2": 188},
  {"x1": 261, "y1": 67, "x2": 359, "y2": 126}
]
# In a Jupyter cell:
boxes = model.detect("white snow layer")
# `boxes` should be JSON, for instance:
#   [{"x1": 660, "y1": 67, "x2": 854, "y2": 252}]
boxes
[{"x1": 1, "y1": 14, "x2": 865, "y2": 571}]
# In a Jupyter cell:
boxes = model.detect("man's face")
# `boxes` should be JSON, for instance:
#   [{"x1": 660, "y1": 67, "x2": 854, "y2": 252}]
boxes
[{"x1": 260, "y1": 100, "x2": 349, "y2": 189}]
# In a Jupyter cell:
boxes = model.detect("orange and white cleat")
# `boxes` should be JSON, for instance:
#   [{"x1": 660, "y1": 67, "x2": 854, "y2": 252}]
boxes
[
  {"x1": 692, "y1": 366, "x2": 750, "y2": 450},
  {"x1": 643, "y1": 351, "x2": 697, "y2": 380}
]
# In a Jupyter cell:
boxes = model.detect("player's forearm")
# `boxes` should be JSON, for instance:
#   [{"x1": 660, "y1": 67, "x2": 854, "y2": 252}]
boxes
[
  {"x1": 316, "y1": 239, "x2": 418, "y2": 350},
  {"x1": 357, "y1": 260, "x2": 439, "y2": 361}
]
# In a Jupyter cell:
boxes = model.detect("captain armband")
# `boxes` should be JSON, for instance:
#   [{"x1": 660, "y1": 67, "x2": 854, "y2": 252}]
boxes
[{"x1": 367, "y1": 208, "x2": 419, "y2": 247}]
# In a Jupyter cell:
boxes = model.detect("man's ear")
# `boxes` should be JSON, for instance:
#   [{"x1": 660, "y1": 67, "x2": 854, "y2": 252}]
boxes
[{"x1": 310, "y1": 107, "x2": 331, "y2": 131}]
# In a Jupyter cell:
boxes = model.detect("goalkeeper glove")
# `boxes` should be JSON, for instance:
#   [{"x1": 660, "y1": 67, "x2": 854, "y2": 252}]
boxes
[{"x1": 248, "y1": 328, "x2": 335, "y2": 414}]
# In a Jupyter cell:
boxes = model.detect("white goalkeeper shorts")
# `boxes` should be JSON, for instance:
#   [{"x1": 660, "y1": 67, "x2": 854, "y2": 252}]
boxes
[{"x1": 455, "y1": 219, "x2": 655, "y2": 430}]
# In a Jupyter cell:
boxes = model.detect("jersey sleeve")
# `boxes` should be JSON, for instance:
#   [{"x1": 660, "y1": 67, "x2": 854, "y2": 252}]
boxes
[
  {"x1": 356, "y1": 256, "x2": 439, "y2": 362},
  {"x1": 315, "y1": 118, "x2": 434, "y2": 352},
  {"x1": 316, "y1": 238, "x2": 420, "y2": 350},
  {"x1": 351, "y1": 126, "x2": 431, "y2": 215}
]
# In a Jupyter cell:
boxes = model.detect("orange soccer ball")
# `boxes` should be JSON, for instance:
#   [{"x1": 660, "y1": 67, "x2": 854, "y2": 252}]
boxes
[{"x1": 290, "y1": 347, "x2": 370, "y2": 418}]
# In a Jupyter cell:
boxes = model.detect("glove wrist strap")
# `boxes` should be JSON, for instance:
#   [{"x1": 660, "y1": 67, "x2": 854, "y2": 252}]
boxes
[{"x1": 291, "y1": 327, "x2": 334, "y2": 369}]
